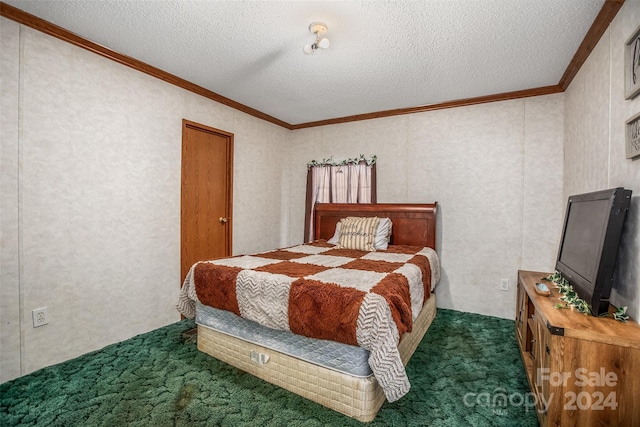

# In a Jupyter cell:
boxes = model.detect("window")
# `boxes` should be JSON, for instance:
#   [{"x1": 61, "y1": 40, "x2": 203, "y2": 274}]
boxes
[{"x1": 303, "y1": 156, "x2": 377, "y2": 241}]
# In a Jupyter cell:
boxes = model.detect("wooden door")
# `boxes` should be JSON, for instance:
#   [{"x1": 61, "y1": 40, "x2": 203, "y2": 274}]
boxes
[{"x1": 181, "y1": 120, "x2": 233, "y2": 282}]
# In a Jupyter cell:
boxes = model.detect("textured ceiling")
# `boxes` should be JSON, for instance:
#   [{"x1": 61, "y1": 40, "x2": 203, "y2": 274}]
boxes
[{"x1": 4, "y1": 0, "x2": 605, "y2": 125}]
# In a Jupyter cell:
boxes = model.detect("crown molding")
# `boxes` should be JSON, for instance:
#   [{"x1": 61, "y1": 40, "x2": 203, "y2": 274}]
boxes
[
  {"x1": 290, "y1": 85, "x2": 563, "y2": 130},
  {"x1": 1, "y1": 1, "x2": 623, "y2": 130},
  {"x1": 0, "y1": 2, "x2": 293, "y2": 130},
  {"x1": 558, "y1": 0, "x2": 624, "y2": 90}
]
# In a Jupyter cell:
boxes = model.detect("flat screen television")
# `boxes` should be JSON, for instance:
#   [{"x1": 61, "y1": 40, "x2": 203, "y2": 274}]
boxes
[{"x1": 555, "y1": 187, "x2": 632, "y2": 316}]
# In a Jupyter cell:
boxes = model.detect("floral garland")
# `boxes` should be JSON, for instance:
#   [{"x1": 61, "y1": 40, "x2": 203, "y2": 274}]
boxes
[
  {"x1": 545, "y1": 272, "x2": 629, "y2": 322},
  {"x1": 307, "y1": 154, "x2": 376, "y2": 169}
]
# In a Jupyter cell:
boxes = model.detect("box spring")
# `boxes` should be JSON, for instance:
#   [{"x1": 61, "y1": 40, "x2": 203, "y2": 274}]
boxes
[{"x1": 197, "y1": 293, "x2": 436, "y2": 422}]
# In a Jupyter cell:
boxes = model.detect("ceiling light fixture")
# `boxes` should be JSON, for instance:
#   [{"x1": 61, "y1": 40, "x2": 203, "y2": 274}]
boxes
[{"x1": 303, "y1": 22, "x2": 330, "y2": 55}]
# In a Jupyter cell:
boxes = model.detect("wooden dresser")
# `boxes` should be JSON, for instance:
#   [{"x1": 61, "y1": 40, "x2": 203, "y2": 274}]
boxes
[{"x1": 516, "y1": 270, "x2": 640, "y2": 426}]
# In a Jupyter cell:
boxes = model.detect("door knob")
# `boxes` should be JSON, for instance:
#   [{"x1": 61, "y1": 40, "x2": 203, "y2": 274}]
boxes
[{"x1": 219, "y1": 217, "x2": 228, "y2": 223}]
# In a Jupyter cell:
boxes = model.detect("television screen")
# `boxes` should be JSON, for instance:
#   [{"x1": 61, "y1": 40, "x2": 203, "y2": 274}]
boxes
[
  {"x1": 558, "y1": 198, "x2": 610, "y2": 282},
  {"x1": 555, "y1": 188, "x2": 632, "y2": 316}
]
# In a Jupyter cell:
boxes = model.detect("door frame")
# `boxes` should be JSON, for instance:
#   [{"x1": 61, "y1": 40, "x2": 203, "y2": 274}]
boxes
[{"x1": 180, "y1": 119, "x2": 234, "y2": 279}]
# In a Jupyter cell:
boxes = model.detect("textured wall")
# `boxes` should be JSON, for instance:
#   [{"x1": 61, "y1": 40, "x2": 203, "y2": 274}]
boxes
[
  {"x1": 564, "y1": 0, "x2": 640, "y2": 321},
  {"x1": 0, "y1": 21, "x2": 290, "y2": 382},
  {"x1": 521, "y1": 97, "x2": 565, "y2": 273},
  {"x1": 0, "y1": 17, "x2": 22, "y2": 382},
  {"x1": 564, "y1": 23, "x2": 611, "y2": 195},
  {"x1": 289, "y1": 95, "x2": 565, "y2": 320}
]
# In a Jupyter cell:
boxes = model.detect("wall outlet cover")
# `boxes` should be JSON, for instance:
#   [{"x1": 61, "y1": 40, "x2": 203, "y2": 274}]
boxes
[{"x1": 32, "y1": 307, "x2": 49, "y2": 327}]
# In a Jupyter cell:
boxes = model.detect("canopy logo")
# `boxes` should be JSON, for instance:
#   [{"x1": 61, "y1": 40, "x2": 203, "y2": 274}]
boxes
[{"x1": 463, "y1": 368, "x2": 619, "y2": 415}]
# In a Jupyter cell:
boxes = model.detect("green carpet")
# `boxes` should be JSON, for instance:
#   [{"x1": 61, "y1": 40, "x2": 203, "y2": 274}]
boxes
[{"x1": 1, "y1": 309, "x2": 538, "y2": 426}]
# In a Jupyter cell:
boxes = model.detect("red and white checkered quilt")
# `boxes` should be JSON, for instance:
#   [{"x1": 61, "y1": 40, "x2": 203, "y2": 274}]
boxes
[{"x1": 177, "y1": 240, "x2": 440, "y2": 402}]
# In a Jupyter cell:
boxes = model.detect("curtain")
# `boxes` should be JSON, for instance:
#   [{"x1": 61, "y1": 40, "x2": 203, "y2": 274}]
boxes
[{"x1": 304, "y1": 156, "x2": 377, "y2": 242}]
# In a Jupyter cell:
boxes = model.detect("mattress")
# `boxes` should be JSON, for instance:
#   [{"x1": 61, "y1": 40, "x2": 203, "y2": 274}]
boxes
[
  {"x1": 196, "y1": 301, "x2": 373, "y2": 377},
  {"x1": 196, "y1": 292, "x2": 436, "y2": 422}
]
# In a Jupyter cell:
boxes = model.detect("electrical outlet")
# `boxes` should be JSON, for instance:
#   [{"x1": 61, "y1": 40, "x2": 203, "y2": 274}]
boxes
[
  {"x1": 32, "y1": 307, "x2": 49, "y2": 327},
  {"x1": 500, "y1": 279, "x2": 509, "y2": 291}
]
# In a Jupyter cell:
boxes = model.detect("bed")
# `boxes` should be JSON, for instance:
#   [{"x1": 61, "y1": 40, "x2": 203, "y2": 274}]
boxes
[{"x1": 177, "y1": 202, "x2": 439, "y2": 422}]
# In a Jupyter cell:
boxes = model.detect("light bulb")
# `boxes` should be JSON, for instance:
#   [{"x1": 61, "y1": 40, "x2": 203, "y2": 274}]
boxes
[
  {"x1": 303, "y1": 44, "x2": 314, "y2": 54},
  {"x1": 318, "y1": 38, "x2": 330, "y2": 49}
]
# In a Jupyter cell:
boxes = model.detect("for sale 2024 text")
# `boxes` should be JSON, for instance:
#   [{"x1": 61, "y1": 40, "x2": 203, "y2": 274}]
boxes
[{"x1": 538, "y1": 367, "x2": 618, "y2": 411}]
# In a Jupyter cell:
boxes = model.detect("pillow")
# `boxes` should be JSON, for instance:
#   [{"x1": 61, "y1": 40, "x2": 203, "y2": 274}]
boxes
[
  {"x1": 374, "y1": 217, "x2": 393, "y2": 250},
  {"x1": 327, "y1": 222, "x2": 341, "y2": 245},
  {"x1": 337, "y1": 216, "x2": 380, "y2": 251},
  {"x1": 328, "y1": 217, "x2": 393, "y2": 250}
]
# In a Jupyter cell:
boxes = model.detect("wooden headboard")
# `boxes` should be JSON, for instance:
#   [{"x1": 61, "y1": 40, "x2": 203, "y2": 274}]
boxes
[{"x1": 313, "y1": 203, "x2": 438, "y2": 250}]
